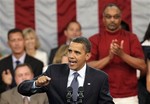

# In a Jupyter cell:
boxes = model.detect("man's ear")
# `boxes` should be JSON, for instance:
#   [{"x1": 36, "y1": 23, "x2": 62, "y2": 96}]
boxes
[{"x1": 86, "y1": 53, "x2": 91, "y2": 61}]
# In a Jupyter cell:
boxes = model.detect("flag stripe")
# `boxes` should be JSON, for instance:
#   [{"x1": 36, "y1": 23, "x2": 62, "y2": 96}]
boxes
[
  {"x1": 76, "y1": 0, "x2": 99, "y2": 38},
  {"x1": 0, "y1": 0, "x2": 15, "y2": 54},
  {"x1": 15, "y1": 0, "x2": 35, "y2": 29},
  {"x1": 132, "y1": 0, "x2": 150, "y2": 40},
  {"x1": 35, "y1": 0, "x2": 58, "y2": 54},
  {"x1": 1, "y1": 0, "x2": 150, "y2": 55},
  {"x1": 57, "y1": 0, "x2": 77, "y2": 45}
]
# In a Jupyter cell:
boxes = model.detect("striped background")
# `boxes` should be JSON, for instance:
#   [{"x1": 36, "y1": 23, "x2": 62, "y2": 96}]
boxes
[{"x1": 0, "y1": 0, "x2": 150, "y2": 55}]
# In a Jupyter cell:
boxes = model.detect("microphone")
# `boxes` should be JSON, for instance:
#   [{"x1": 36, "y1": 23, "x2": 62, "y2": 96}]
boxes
[
  {"x1": 66, "y1": 87, "x2": 73, "y2": 103},
  {"x1": 77, "y1": 87, "x2": 84, "y2": 104}
]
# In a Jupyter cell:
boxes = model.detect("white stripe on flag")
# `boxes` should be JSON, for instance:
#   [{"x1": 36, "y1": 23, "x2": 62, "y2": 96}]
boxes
[
  {"x1": 132, "y1": 0, "x2": 150, "y2": 41},
  {"x1": 0, "y1": 0, "x2": 15, "y2": 54},
  {"x1": 76, "y1": 0, "x2": 99, "y2": 38},
  {"x1": 35, "y1": 0, "x2": 58, "y2": 54}
]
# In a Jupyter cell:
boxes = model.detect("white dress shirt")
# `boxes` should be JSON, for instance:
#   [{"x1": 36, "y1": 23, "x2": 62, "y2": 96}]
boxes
[
  {"x1": 12, "y1": 52, "x2": 26, "y2": 69},
  {"x1": 67, "y1": 63, "x2": 86, "y2": 87}
]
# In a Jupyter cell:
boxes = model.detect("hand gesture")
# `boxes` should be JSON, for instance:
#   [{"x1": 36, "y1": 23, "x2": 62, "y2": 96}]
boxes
[
  {"x1": 35, "y1": 75, "x2": 51, "y2": 87},
  {"x1": 110, "y1": 39, "x2": 124, "y2": 56},
  {"x1": 2, "y1": 69, "x2": 13, "y2": 85}
]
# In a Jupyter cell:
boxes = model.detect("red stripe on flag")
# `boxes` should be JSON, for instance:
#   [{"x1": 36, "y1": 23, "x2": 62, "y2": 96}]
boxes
[
  {"x1": 15, "y1": 0, "x2": 35, "y2": 29},
  {"x1": 57, "y1": 0, "x2": 76, "y2": 45},
  {"x1": 98, "y1": 0, "x2": 132, "y2": 31}
]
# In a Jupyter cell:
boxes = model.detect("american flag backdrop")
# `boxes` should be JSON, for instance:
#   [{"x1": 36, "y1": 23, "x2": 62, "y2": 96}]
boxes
[{"x1": 0, "y1": 0, "x2": 150, "y2": 55}]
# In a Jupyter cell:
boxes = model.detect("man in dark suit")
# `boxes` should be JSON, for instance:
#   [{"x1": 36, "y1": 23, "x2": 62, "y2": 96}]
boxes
[
  {"x1": 18, "y1": 37, "x2": 114, "y2": 104},
  {"x1": 0, "y1": 63, "x2": 48, "y2": 104},
  {"x1": 0, "y1": 28, "x2": 43, "y2": 93},
  {"x1": 48, "y1": 20, "x2": 82, "y2": 64}
]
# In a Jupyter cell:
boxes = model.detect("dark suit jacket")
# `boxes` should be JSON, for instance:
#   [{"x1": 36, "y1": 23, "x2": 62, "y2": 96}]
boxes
[
  {"x1": 18, "y1": 64, "x2": 114, "y2": 104},
  {"x1": 0, "y1": 54, "x2": 44, "y2": 93},
  {"x1": 48, "y1": 47, "x2": 59, "y2": 64},
  {"x1": 0, "y1": 87, "x2": 49, "y2": 104}
]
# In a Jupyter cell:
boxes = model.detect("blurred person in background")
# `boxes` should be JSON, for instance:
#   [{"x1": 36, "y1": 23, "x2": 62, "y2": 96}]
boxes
[
  {"x1": 88, "y1": 3, "x2": 146, "y2": 104},
  {"x1": 140, "y1": 23, "x2": 150, "y2": 104},
  {"x1": 23, "y1": 27, "x2": 48, "y2": 67},
  {"x1": 0, "y1": 63, "x2": 49, "y2": 104},
  {"x1": 49, "y1": 20, "x2": 82, "y2": 64},
  {"x1": 0, "y1": 28, "x2": 43, "y2": 94},
  {"x1": 52, "y1": 44, "x2": 69, "y2": 64}
]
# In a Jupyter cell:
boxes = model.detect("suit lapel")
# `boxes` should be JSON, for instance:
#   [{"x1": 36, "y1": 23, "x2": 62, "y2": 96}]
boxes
[
  {"x1": 12, "y1": 87, "x2": 24, "y2": 104},
  {"x1": 58, "y1": 65, "x2": 70, "y2": 99},
  {"x1": 83, "y1": 66, "x2": 93, "y2": 100}
]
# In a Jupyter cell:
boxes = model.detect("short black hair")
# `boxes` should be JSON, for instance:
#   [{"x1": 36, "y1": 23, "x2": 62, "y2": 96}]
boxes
[
  {"x1": 7, "y1": 28, "x2": 23, "y2": 40},
  {"x1": 15, "y1": 63, "x2": 33, "y2": 74},
  {"x1": 103, "y1": 3, "x2": 121, "y2": 15},
  {"x1": 71, "y1": 37, "x2": 91, "y2": 53}
]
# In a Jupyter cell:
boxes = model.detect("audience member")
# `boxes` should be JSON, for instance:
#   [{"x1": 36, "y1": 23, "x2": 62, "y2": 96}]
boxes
[
  {"x1": 49, "y1": 20, "x2": 82, "y2": 64},
  {"x1": 0, "y1": 63, "x2": 48, "y2": 104},
  {"x1": 52, "y1": 44, "x2": 69, "y2": 64},
  {"x1": 23, "y1": 28, "x2": 48, "y2": 66},
  {"x1": 0, "y1": 28, "x2": 43, "y2": 94},
  {"x1": 139, "y1": 23, "x2": 150, "y2": 104},
  {"x1": 18, "y1": 37, "x2": 114, "y2": 104},
  {"x1": 88, "y1": 3, "x2": 146, "y2": 104}
]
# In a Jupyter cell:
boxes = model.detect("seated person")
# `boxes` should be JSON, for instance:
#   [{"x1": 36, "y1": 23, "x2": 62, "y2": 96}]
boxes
[
  {"x1": 52, "y1": 44, "x2": 69, "y2": 64},
  {"x1": 0, "y1": 63, "x2": 48, "y2": 104},
  {"x1": 23, "y1": 27, "x2": 48, "y2": 67},
  {"x1": 0, "y1": 28, "x2": 43, "y2": 94},
  {"x1": 49, "y1": 20, "x2": 82, "y2": 64}
]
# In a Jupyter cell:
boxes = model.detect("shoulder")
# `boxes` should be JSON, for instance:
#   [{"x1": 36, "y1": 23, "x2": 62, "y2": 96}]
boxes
[
  {"x1": 36, "y1": 50, "x2": 47, "y2": 55},
  {"x1": 1, "y1": 87, "x2": 16, "y2": 97},
  {"x1": 87, "y1": 65, "x2": 108, "y2": 79},
  {"x1": 121, "y1": 29, "x2": 137, "y2": 37},
  {"x1": 25, "y1": 54, "x2": 43, "y2": 64},
  {"x1": 89, "y1": 33, "x2": 100, "y2": 40},
  {"x1": 0, "y1": 55, "x2": 11, "y2": 63},
  {"x1": 0, "y1": 55, "x2": 12, "y2": 67},
  {"x1": 45, "y1": 64, "x2": 69, "y2": 73}
]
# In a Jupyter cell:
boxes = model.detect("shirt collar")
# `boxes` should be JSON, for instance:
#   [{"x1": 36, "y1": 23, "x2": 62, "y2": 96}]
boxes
[
  {"x1": 12, "y1": 52, "x2": 26, "y2": 64},
  {"x1": 69, "y1": 63, "x2": 86, "y2": 78}
]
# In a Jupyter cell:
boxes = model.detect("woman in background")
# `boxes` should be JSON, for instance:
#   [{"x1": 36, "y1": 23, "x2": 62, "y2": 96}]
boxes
[
  {"x1": 23, "y1": 28, "x2": 48, "y2": 67},
  {"x1": 52, "y1": 44, "x2": 69, "y2": 64}
]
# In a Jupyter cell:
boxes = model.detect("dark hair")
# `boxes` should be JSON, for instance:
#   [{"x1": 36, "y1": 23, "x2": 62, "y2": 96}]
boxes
[
  {"x1": 103, "y1": 3, "x2": 121, "y2": 15},
  {"x1": 143, "y1": 23, "x2": 150, "y2": 41},
  {"x1": 15, "y1": 63, "x2": 33, "y2": 74},
  {"x1": 71, "y1": 37, "x2": 91, "y2": 53},
  {"x1": 7, "y1": 28, "x2": 23, "y2": 40},
  {"x1": 65, "y1": 20, "x2": 82, "y2": 30},
  {"x1": 121, "y1": 21, "x2": 130, "y2": 31}
]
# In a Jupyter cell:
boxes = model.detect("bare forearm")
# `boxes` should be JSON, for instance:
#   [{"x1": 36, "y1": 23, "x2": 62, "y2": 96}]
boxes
[
  {"x1": 147, "y1": 59, "x2": 150, "y2": 92},
  {"x1": 88, "y1": 56, "x2": 111, "y2": 69},
  {"x1": 120, "y1": 52, "x2": 147, "y2": 75}
]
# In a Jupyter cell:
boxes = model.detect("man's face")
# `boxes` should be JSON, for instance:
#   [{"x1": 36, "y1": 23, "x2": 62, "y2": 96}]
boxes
[
  {"x1": 68, "y1": 42, "x2": 91, "y2": 71},
  {"x1": 15, "y1": 66, "x2": 33, "y2": 85},
  {"x1": 65, "y1": 22, "x2": 82, "y2": 41},
  {"x1": 8, "y1": 32, "x2": 25, "y2": 55},
  {"x1": 103, "y1": 6, "x2": 121, "y2": 32}
]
